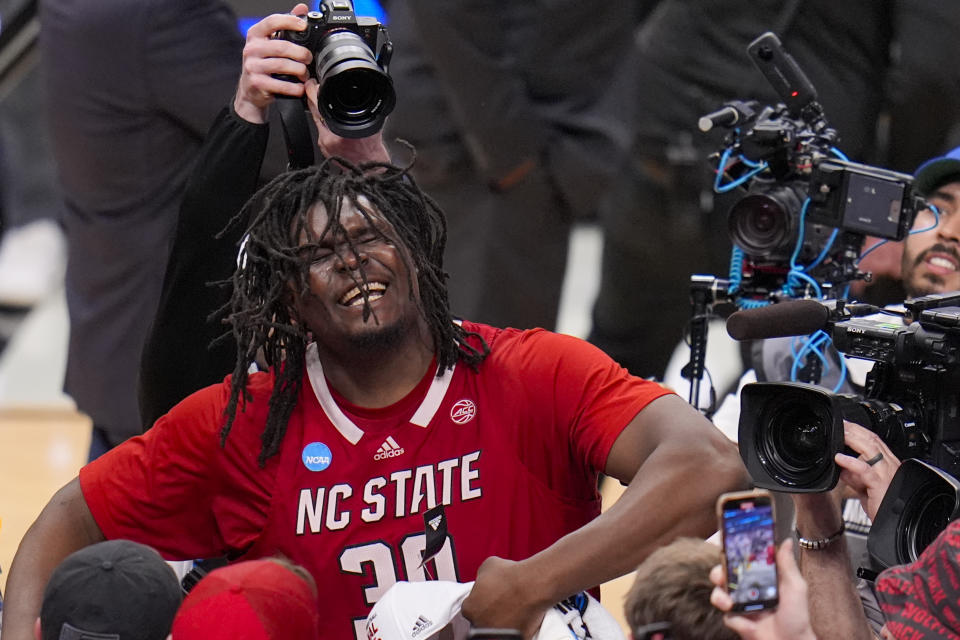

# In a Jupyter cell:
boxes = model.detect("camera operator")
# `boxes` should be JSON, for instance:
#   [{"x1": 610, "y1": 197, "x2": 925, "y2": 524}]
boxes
[
  {"x1": 712, "y1": 149, "x2": 960, "y2": 640},
  {"x1": 661, "y1": 147, "x2": 960, "y2": 640},
  {"x1": 701, "y1": 421, "x2": 900, "y2": 640},
  {"x1": 668, "y1": 142, "x2": 960, "y2": 430}
]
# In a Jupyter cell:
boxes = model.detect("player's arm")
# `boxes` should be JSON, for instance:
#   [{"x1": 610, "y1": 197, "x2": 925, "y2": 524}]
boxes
[
  {"x1": 2, "y1": 478, "x2": 105, "y2": 640},
  {"x1": 462, "y1": 393, "x2": 750, "y2": 636}
]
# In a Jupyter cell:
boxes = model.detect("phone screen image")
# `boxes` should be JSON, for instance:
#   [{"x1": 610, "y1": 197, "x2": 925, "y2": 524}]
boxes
[{"x1": 721, "y1": 496, "x2": 778, "y2": 611}]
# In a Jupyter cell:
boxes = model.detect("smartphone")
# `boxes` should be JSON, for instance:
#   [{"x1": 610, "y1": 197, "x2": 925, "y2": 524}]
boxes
[{"x1": 718, "y1": 489, "x2": 779, "y2": 612}]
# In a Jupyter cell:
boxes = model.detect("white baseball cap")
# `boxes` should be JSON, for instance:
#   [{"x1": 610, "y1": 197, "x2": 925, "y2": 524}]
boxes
[
  {"x1": 365, "y1": 581, "x2": 625, "y2": 640},
  {"x1": 366, "y1": 581, "x2": 474, "y2": 640}
]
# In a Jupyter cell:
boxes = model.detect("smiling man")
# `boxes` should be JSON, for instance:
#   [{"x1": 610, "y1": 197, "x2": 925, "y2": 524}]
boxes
[
  {"x1": 901, "y1": 146, "x2": 960, "y2": 296},
  {"x1": 3, "y1": 155, "x2": 748, "y2": 639}
]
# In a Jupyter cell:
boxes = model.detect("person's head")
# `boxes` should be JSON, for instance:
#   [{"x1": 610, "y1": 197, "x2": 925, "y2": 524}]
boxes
[
  {"x1": 624, "y1": 538, "x2": 738, "y2": 640},
  {"x1": 37, "y1": 539, "x2": 181, "y2": 640},
  {"x1": 171, "y1": 557, "x2": 319, "y2": 640},
  {"x1": 875, "y1": 518, "x2": 960, "y2": 639},
  {"x1": 901, "y1": 146, "x2": 960, "y2": 297},
  {"x1": 221, "y1": 157, "x2": 487, "y2": 464}
]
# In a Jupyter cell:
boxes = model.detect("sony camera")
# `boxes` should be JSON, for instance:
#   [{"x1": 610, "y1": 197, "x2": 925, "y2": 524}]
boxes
[
  {"x1": 702, "y1": 32, "x2": 923, "y2": 302},
  {"x1": 736, "y1": 292, "x2": 960, "y2": 565},
  {"x1": 738, "y1": 291, "x2": 960, "y2": 493},
  {"x1": 279, "y1": 0, "x2": 395, "y2": 138}
]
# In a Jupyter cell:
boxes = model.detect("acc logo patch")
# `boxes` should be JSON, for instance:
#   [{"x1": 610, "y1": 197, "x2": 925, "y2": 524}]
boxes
[
  {"x1": 302, "y1": 442, "x2": 332, "y2": 472},
  {"x1": 450, "y1": 399, "x2": 477, "y2": 424}
]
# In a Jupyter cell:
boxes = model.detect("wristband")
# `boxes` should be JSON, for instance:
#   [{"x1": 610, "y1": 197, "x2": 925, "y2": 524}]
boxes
[{"x1": 796, "y1": 523, "x2": 845, "y2": 550}]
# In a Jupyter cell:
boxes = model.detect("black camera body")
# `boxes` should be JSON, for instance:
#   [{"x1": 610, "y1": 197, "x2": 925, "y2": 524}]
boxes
[
  {"x1": 705, "y1": 33, "x2": 923, "y2": 303},
  {"x1": 279, "y1": 0, "x2": 395, "y2": 138},
  {"x1": 805, "y1": 160, "x2": 916, "y2": 241}
]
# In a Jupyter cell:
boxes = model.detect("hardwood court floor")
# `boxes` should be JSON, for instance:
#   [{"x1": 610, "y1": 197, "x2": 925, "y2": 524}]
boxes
[{"x1": 0, "y1": 408, "x2": 89, "y2": 592}]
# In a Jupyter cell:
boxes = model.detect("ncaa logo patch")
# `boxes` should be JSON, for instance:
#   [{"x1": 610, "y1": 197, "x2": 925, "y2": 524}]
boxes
[
  {"x1": 302, "y1": 442, "x2": 332, "y2": 472},
  {"x1": 450, "y1": 399, "x2": 476, "y2": 424}
]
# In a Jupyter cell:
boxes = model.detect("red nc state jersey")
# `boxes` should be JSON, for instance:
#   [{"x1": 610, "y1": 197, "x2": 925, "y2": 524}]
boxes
[{"x1": 81, "y1": 321, "x2": 670, "y2": 640}]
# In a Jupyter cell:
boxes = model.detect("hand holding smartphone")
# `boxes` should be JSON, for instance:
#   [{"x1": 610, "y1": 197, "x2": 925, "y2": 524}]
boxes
[{"x1": 718, "y1": 489, "x2": 779, "y2": 612}]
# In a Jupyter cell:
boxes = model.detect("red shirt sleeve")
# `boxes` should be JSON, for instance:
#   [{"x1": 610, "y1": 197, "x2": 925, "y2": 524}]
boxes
[
  {"x1": 79, "y1": 375, "x2": 279, "y2": 560},
  {"x1": 484, "y1": 327, "x2": 673, "y2": 495}
]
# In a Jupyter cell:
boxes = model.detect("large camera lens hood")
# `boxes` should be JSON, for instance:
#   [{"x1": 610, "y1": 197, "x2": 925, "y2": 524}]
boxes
[{"x1": 868, "y1": 458, "x2": 960, "y2": 569}]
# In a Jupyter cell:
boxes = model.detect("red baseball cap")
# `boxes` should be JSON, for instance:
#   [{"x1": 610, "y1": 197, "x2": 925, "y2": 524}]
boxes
[{"x1": 172, "y1": 559, "x2": 320, "y2": 639}]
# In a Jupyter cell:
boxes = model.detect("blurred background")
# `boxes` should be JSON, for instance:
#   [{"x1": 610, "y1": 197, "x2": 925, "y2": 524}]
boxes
[{"x1": 2, "y1": 0, "x2": 960, "y2": 634}]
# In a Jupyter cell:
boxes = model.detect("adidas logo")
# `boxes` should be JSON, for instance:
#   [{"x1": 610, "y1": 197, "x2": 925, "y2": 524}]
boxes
[
  {"x1": 411, "y1": 615, "x2": 433, "y2": 638},
  {"x1": 428, "y1": 515, "x2": 443, "y2": 531},
  {"x1": 373, "y1": 436, "x2": 405, "y2": 460}
]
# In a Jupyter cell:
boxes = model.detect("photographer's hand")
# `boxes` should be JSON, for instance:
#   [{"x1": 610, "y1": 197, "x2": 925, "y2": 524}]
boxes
[
  {"x1": 303, "y1": 77, "x2": 391, "y2": 165},
  {"x1": 834, "y1": 420, "x2": 900, "y2": 521},
  {"x1": 709, "y1": 540, "x2": 817, "y2": 640},
  {"x1": 233, "y1": 4, "x2": 312, "y2": 124}
]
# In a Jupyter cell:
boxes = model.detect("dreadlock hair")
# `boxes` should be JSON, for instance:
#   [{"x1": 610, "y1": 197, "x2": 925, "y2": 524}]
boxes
[{"x1": 218, "y1": 155, "x2": 489, "y2": 466}]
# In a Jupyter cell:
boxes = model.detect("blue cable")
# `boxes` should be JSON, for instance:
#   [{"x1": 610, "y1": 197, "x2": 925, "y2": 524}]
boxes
[
  {"x1": 790, "y1": 331, "x2": 831, "y2": 382},
  {"x1": 783, "y1": 268, "x2": 823, "y2": 299},
  {"x1": 858, "y1": 238, "x2": 889, "y2": 261},
  {"x1": 728, "y1": 246, "x2": 744, "y2": 294},
  {"x1": 738, "y1": 298, "x2": 770, "y2": 309},
  {"x1": 788, "y1": 198, "x2": 812, "y2": 271},
  {"x1": 830, "y1": 147, "x2": 850, "y2": 161},
  {"x1": 858, "y1": 205, "x2": 938, "y2": 266},
  {"x1": 910, "y1": 204, "x2": 941, "y2": 234},
  {"x1": 806, "y1": 228, "x2": 839, "y2": 270},
  {"x1": 788, "y1": 329, "x2": 849, "y2": 390},
  {"x1": 728, "y1": 246, "x2": 773, "y2": 308},
  {"x1": 790, "y1": 332, "x2": 826, "y2": 359},
  {"x1": 714, "y1": 148, "x2": 769, "y2": 193},
  {"x1": 713, "y1": 148, "x2": 734, "y2": 193}
]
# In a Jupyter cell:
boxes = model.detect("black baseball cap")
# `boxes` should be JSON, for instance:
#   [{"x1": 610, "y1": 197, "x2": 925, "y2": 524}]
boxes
[
  {"x1": 40, "y1": 540, "x2": 182, "y2": 640},
  {"x1": 914, "y1": 145, "x2": 960, "y2": 197}
]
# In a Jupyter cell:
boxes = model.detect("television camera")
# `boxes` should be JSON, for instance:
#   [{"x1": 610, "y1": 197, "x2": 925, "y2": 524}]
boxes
[
  {"x1": 684, "y1": 31, "x2": 924, "y2": 411},
  {"x1": 731, "y1": 292, "x2": 960, "y2": 567}
]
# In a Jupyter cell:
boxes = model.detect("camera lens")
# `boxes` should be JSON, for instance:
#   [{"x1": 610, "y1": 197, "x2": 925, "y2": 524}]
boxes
[
  {"x1": 756, "y1": 395, "x2": 836, "y2": 488},
  {"x1": 324, "y1": 70, "x2": 377, "y2": 114},
  {"x1": 727, "y1": 185, "x2": 802, "y2": 259},
  {"x1": 314, "y1": 30, "x2": 396, "y2": 139},
  {"x1": 900, "y1": 481, "x2": 956, "y2": 563}
]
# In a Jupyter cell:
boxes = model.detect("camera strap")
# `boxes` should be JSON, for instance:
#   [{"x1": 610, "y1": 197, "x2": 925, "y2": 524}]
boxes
[{"x1": 276, "y1": 97, "x2": 315, "y2": 170}]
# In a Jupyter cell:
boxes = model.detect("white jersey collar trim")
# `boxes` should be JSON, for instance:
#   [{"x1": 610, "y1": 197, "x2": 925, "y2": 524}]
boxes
[{"x1": 304, "y1": 343, "x2": 456, "y2": 444}]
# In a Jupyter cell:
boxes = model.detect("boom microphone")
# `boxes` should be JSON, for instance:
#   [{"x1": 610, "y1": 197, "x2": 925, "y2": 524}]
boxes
[
  {"x1": 698, "y1": 101, "x2": 757, "y2": 132},
  {"x1": 726, "y1": 299, "x2": 831, "y2": 340}
]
